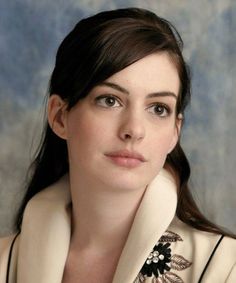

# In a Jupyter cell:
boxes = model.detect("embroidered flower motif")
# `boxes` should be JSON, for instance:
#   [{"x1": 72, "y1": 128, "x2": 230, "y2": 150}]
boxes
[
  {"x1": 159, "y1": 231, "x2": 183, "y2": 243},
  {"x1": 134, "y1": 231, "x2": 192, "y2": 283},
  {"x1": 140, "y1": 243, "x2": 171, "y2": 277}
]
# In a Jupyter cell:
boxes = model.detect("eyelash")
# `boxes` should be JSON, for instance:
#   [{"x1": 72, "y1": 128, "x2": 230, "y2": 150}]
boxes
[{"x1": 94, "y1": 95, "x2": 172, "y2": 118}]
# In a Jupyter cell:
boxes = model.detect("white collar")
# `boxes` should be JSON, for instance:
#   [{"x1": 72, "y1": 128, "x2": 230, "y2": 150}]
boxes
[{"x1": 17, "y1": 169, "x2": 177, "y2": 283}]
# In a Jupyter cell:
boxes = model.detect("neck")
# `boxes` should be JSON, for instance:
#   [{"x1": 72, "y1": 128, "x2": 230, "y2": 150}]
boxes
[{"x1": 69, "y1": 171, "x2": 147, "y2": 256}]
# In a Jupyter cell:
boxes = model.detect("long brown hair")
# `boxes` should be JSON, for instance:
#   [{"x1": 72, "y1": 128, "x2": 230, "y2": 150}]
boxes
[{"x1": 16, "y1": 7, "x2": 235, "y2": 238}]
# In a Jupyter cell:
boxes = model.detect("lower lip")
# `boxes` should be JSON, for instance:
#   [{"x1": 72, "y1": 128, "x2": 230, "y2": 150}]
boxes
[{"x1": 106, "y1": 155, "x2": 143, "y2": 168}]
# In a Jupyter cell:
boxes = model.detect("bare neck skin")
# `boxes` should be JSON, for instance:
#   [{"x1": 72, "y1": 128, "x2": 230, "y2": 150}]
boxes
[{"x1": 68, "y1": 169, "x2": 147, "y2": 257}]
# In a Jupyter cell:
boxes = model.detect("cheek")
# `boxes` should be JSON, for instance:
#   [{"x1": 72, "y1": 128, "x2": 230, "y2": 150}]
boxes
[
  {"x1": 148, "y1": 130, "x2": 175, "y2": 169},
  {"x1": 66, "y1": 115, "x2": 91, "y2": 160},
  {"x1": 150, "y1": 124, "x2": 176, "y2": 150},
  {"x1": 66, "y1": 113, "x2": 109, "y2": 158}
]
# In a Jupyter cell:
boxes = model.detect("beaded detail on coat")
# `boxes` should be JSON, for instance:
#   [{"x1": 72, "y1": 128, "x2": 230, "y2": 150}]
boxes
[{"x1": 134, "y1": 231, "x2": 192, "y2": 283}]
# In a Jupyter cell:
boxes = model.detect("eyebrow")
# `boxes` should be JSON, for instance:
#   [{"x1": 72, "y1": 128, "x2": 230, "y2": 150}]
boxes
[{"x1": 98, "y1": 81, "x2": 177, "y2": 100}]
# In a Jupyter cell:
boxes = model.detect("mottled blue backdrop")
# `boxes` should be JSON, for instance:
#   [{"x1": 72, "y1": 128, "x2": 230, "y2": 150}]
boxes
[{"x1": 0, "y1": 0, "x2": 236, "y2": 235}]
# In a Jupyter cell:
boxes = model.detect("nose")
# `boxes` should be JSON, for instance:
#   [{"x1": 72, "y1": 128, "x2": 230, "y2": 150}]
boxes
[{"x1": 118, "y1": 110, "x2": 145, "y2": 142}]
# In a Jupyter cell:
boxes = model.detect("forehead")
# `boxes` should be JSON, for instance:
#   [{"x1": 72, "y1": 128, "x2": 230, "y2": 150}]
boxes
[{"x1": 106, "y1": 52, "x2": 180, "y2": 96}]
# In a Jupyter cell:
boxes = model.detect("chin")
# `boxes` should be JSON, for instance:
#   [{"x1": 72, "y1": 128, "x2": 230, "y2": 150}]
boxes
[
  {"x1": 100, "y1": 173, "x2": 151, "y2": 192},
  {"x1": 91, "y1": 162, "x2": 162, "y2": 192}
]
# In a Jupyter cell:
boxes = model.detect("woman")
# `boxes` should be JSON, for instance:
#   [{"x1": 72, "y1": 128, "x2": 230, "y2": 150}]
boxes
[{"x1": 0, "y1": 7, "x2": 235, "y2": 283}]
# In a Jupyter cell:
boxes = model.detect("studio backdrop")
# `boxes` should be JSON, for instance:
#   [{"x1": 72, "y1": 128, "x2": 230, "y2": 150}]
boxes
[{"x1": 0, "y1": 0, "x2": 236, "y2": 235}]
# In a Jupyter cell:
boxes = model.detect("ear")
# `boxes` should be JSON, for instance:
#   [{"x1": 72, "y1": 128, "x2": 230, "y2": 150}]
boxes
[
  {"x1": 168, "y1": 113, "x2": 183, "y2": 154},
  {"x1": 47, "y1": 94, "x2": 68, "y2": 140}
]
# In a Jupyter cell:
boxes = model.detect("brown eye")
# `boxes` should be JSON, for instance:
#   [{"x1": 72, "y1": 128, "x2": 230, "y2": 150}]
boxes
[
  {"x1": 95, "y1": 95, "x2": 122, "y2": 108},
  {"x1": 154, "y1": 105, "x2": 165, "y2": 115},
  {"x1": 147, "y1": 103, "x2": 171, "y2": 117},
  {"x1": 105, "y1": 97, "x2": 116, "y2": 106}
]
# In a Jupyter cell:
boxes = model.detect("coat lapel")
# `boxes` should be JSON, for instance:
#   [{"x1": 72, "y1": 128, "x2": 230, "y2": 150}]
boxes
[
  {"x1": 17, "y1": 175, "x2": 71, "y2": 283},
  {"x1": 16, "y1": 169, "x2": 177, "y2": 283},
  {"x1": 112, "y1": 169, "x2": 177, "y2": 283}
]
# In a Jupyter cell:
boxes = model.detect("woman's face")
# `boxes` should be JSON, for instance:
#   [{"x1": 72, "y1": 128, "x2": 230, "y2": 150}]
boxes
[{"x1": 64, "y1": 52, "x2": 181, "y2": 191}]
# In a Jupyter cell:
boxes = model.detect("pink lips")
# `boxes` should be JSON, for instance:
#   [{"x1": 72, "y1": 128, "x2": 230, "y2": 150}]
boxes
[{"x1": 105, "y1": 149, "x2": 146, "y2": 168}]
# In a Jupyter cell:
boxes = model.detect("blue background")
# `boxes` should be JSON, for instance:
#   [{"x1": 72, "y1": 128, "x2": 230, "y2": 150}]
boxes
[{"x1": 0, "y1": 0, "x2": 235, "y2": 235}]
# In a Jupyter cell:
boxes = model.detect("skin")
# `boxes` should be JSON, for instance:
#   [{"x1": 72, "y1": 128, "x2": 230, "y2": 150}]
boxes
[{"x1": 48, "y1": 52, "x2": 182, "y2": 282}]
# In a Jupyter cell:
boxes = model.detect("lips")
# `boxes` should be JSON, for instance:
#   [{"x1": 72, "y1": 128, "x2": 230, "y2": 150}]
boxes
[
  {"x1": 105, "y1": 149, "x2": 146, "y2": 168},
  {"x1": 106, "y1": 149, "x2": 146, "y2": 161}
]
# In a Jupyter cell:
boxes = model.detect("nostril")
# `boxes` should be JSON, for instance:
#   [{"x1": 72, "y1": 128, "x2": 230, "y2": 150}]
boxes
[{"x1": 124, "y1": 134, "x2": 132, "y2": 139}]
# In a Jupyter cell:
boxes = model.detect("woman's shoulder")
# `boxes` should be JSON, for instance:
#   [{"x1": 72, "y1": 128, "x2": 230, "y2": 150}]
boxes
[
  {"x1": 0, "y1": 234, "x2": 16, "y2": 262},
  {"x1": 169, "y1": 217, "x2": 236, "y2": 253},
  {"x1": 0, "y1": 233, "x2": 19, "y2": 283},
  {"x1": 166, "y1": 217, "x2": 236, "y2": 282}
]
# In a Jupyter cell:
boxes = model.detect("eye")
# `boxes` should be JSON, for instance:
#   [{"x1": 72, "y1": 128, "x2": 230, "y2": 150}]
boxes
[
  {"x1": 147, "y1": 103, "x2": 171, "y2": 117},
  {"x1": 95, "y1": 95, "x2": 122, "y2": 108}
]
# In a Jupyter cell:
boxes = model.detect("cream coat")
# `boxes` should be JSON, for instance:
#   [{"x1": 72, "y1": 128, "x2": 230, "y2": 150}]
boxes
[{"x1": 0, "y1": 169, "x2": 236, "y2": 283}]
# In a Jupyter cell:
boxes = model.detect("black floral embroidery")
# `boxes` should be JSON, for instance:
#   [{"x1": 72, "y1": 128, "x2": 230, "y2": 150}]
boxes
[
  {"x1": 134, "y1": 231, "x2": 192, "y2": 283},
  {"x1": 140, "y1": 243, "x2": 171, "y2": 277},
  {"x1": 159, "y1": 231, "x2": 183, "y2": 243}
]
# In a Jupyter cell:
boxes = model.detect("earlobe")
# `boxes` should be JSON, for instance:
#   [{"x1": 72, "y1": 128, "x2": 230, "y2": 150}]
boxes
[
  {"x1": 176, "y1": 113, "x2": 183, "y2": 137},
  {"x1": 168, "y1": 134, "x2": 178, "y2": 154},
  {"x1": 47, "y1": 94, "x2": 68, "y2": 140},
  {"x1": 168, "y1": 113, "x2": 183, "y2": 154}
]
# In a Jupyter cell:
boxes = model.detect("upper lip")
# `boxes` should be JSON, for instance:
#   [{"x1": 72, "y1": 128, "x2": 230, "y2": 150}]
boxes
[{"x1": 105, "y1": 149, "x2": 146, "y2": 162}]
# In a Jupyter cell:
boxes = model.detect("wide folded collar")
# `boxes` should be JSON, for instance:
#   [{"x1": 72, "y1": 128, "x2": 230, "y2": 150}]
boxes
[{"x1": 17, "y1": 169, "x2": 177, "y2": 283}]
